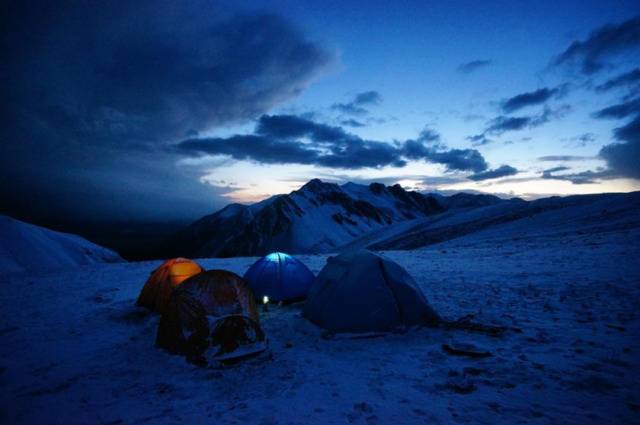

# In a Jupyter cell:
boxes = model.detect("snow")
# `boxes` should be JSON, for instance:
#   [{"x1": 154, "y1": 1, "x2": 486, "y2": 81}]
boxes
[
  {"x1": 439, "y1": 191, "x2": 640, "y2": 246},
  {"x1": 0, "y1": 215, "x2": 122, "y2": 273},
  {"x1": 340, "y1": 181, "x2": 424, "y2": 219},
  {"x1": 216, "y1": 204, "x2": 249, "y2": 220},
  {"x1": 285, "y1": 191, "x2": 389, "y2": 252},
  {"x1": 183, "y1": 179, "x2": 450, "y2": 257},
  {"x1": 362, "y1": 192, "x2": 640, "y2": 251},
  {"x1": 292, "y1": 205, "x2": 370, "y2": 251},
  {"x1": 1, "y1": 225, "x2": 639, "y2": 423}
]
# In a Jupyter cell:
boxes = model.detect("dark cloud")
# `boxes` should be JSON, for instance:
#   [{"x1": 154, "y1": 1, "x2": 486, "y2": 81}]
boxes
[
  {"x1": 577, "y1": 133, "x2": 596, "y2": 146},
  {"x1": 458, "y1": 60, "x2": 492, "y2": 73},
  {"x1": 593, "y1": 97, "x2": 640, "y2": 119},
  {"x1": 552, "y1": 16, "x2": 640, "y2": 182},
  {"x1": 463, "y1": 114, "x2": 485, "y2": 122},
  {"x1": 332, "y1": 103, "x2": 369, "y2": 116},
  {"x1": 591, "y1": 93, "x2": 640, "y2": 179},
  {"x1": 177, "y1": 114, "x2": 489, "y2": 173},
  {"x1": 558, "y1": 133, "x2": 597, "y2": 148},
  {"x1": 542, "y1": 166, "x2": 571, "y2": 175},
  {"x1": 402, "y1": 128, "x2": 486, "y2": 172},
  {"x1": 595, "y1": 68, "x2": 640, "y2": 92},
  {"x1": 541, "y1": 167, "x2": 614, "y2": 184},
  {"x1": 256, "y1": 114, "x2": 348, "y2": 141},
  {"x1": 542, "y1": 94, "x2": 640, "y2": 182},
  {"x1": 466, "y1": 106, "x2": 570, "y2": 146},
  {"x1": 486, "y1": 116, "x2": 532, "y2": 133},
  {"x1": 537, "y1": 155, "x2": 594, "y2": 162},
  {"x1": 538, "y1": 105, "x2": 639, "y2": 182},
  {"x1": 554, "y1": 16, "x2": 640, "y2": 74},
  {"x1": 466, "y1": 134, "x2": 494, "y2": 146},
  {"x1": 0, "y1": 2, "x2": 332, "y2": 220},
  {"x1": 340, "y1": 119, "x2": 366, "y2": 128},
  {"x1": 468, "y1": 165, "x2": 518, "y2": 181},
  {"x1": 485, "y1": 105, "x2": 571, "y2": 135},
  {"x1": 416, "y1": 149, "x2": 488, "y2": 173},
  {"x1": 353, "y1": 91, "x2": 382, "y2": 105},
  {"x1": 502, "y1": 86, "x2": 566, "y2": 113},
  {"x1": 575, "y1": 133, "x2": 597, "y2": 147},
  {"x1": 331, "y1": 90, "x2": 382, "y2": 116},
  {"x1": 179, "y1": 135, "x2": 320, "y2": 165},
  {"x1": 418, "y1": 128, "x2": 442, "y2": 143},
  {"x1": 599, "y1": 116, "x2": 640, "y2": 179}
]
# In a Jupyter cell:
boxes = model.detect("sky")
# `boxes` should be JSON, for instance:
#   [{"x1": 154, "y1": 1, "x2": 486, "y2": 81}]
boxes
[{"x1": 1, "y1": 0, "x2": 639, "y2": 223}]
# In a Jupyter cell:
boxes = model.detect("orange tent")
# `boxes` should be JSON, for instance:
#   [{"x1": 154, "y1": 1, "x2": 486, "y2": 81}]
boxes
[
  {"x1": 156, "y1": 270, "x2": 265, "y2": 363},
  {"x1": 136, "y1": 258, "x2": 203, "y2": 314}
]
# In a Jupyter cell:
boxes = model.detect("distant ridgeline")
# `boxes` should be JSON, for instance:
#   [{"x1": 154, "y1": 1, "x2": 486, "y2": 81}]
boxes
[
  {"x1": 170, "y1": 179, "x2": 640, "y2": 258},
  {"x1": 3, "y1": 179, "x2": 639, "y2": 261},
  {"x1": 170, "y1": 179, "x2": 505, "y2": 257}
]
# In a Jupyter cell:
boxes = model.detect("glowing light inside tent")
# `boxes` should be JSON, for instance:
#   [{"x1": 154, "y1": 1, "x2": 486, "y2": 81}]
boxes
[
  {"x1": 266, "y1": 252, "x2": 290, "y2": 262},
  {"x1": 263, "y1": 295, "x2": 269, "y2": 304}
]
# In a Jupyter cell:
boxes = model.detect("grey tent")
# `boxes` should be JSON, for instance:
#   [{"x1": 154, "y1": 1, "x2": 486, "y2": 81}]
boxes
[{"x1": 303, "y1": 250, "x2": 439, "y2": 333}]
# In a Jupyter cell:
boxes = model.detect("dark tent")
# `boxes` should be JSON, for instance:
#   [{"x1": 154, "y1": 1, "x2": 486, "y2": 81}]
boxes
[
  {"x1": 303, "y1": 250, "x2": 439, "y2": 333},
  {"x1": 156, "y1": 270, "x2": 266, "y2": 363},
  {"x1": 243, "y1": 252, "x2": 315, "y2": 302},
  {"x1": 136, "y1": 258, "x2": 203, "y2": 314}
]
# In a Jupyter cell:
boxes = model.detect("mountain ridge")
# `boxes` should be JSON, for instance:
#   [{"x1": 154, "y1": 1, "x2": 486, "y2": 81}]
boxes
[
  {"x1": 171, "y1": 179, "x2": 503, "y2": 257},
  {"x1": 172, "y1": 180, "x2": 640, "y2": 258}
]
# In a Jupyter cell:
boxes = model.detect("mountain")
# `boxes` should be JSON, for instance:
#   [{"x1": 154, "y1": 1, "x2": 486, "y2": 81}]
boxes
[
  {"x1": 173, "y1": 179, "x2": 640, "y2": 259},
  {"x1": 435, "y1": 191, "x2": 511, "y2": 209},
  {"x1": 172, "y1": 179, "x2": 446, "y2": 257},
  {"x1": 0, "y1": 215, "x2": 123, "y2": 273}
]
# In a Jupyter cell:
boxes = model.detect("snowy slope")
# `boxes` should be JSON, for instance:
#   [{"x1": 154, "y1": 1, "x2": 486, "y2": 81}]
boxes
[
  {"x1": 0, "y1": 228, "x2": 638, "y2": 424},
  {"x1": 422, "y1": 191, "x2": 640, "y2": 248},
  {"x1": 367, "y1": 192, "x2": 640, "y2": 251},
  {"x1": 0, "y1": 215, "x2": 122, "y2": 273}
]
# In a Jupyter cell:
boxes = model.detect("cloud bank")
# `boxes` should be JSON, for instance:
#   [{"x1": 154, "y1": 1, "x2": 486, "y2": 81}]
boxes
[
  {"x1": 1, "y1": 1, "x2": 332, "y2": 220},
  {"x1": 178, "y1": 115, "x2": 490, "y2": 173},
  {"x1": 593, "y1": 95, "x2": 640, "y2": 180}
]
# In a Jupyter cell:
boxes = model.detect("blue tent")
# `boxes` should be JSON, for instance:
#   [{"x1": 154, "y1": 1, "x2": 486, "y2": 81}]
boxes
[{"x1": 243, "y1": 252, "x2": 315, "y2": 302}]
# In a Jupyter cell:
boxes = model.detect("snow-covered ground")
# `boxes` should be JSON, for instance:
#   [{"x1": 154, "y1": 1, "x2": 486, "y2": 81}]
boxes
[{"x1": 1, "y1": 228, "x2": 639, "y2": 424}]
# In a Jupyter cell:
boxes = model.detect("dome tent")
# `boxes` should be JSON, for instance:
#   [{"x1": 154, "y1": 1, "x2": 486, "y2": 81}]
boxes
[
  {"x1": 303, "y1": 250, "x2": 439, "y2": 333},
  {"x1": 136, "y1": 258, "x2": 203, "y2": 314},
  {"x1": 156, "y1": 270, "x2": 266, "y2": 363},
  {"x1": 243, "y1": 252, "x2": 315, "y2": 302}
]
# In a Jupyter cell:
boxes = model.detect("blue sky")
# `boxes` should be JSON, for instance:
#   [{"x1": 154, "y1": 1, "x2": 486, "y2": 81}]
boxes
[{"x1": 1, "y1": 1, "x2": 639, "y2": 221}]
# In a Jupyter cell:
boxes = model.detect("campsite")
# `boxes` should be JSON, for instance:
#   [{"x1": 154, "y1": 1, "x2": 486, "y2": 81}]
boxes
[
  {"x1": 1, "y1": 215, "x2": 638, "y2": 424},
  {"x1": 2, "y1": 1, "x2": 640, "y2": 424}
]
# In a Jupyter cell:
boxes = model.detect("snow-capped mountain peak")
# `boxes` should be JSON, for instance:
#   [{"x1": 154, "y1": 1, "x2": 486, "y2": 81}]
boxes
[{"x1": 173, "y1": 179, "x2": 444, "y2": 257}]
